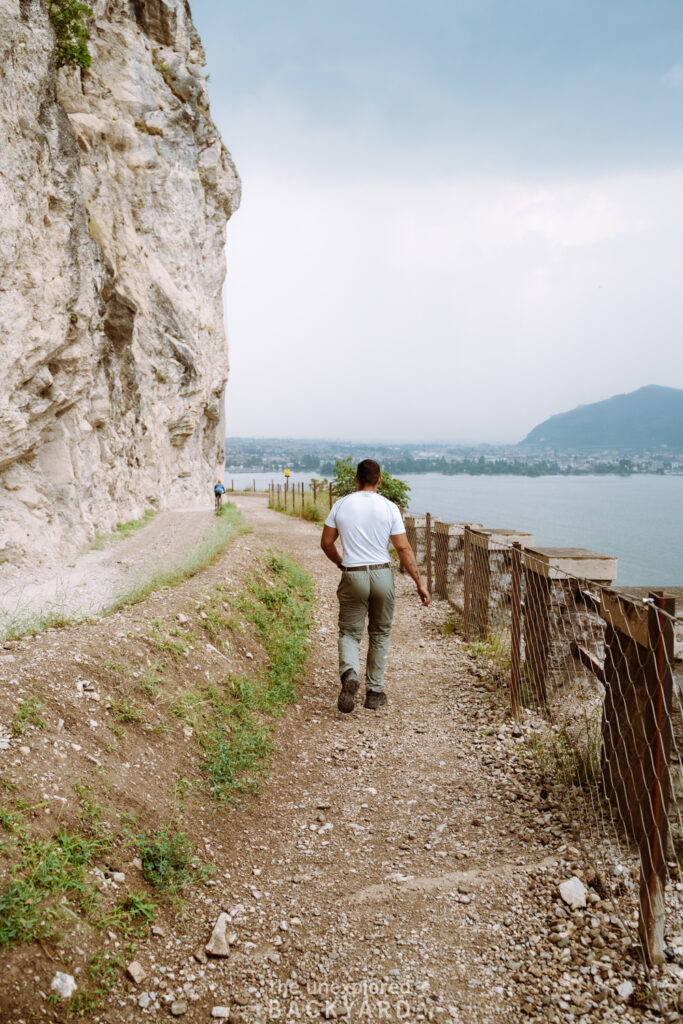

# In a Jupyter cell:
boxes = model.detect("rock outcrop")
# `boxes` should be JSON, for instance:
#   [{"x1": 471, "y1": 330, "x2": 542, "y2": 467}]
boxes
[{"x1": 0, "y1": 0, "x2": 240, "y2": 565}]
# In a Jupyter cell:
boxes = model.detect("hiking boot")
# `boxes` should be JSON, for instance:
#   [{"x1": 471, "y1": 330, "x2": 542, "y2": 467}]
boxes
[
  {"x1": 337, "y1": 668, "x2": 360, "y2": 713},
  {"x1": 364, "y1": 690, "x2": 388, "y2": 710}
]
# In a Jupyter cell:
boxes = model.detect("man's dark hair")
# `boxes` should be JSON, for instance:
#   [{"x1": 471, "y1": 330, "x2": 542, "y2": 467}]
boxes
[{"x1": 356, "y1": 459, "x2": 381, "y2": 487}]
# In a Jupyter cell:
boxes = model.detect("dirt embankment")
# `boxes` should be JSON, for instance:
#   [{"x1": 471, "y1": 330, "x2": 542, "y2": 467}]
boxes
[{"x1": 0, "y1": 497, "x2": 676, "y2": 1024}]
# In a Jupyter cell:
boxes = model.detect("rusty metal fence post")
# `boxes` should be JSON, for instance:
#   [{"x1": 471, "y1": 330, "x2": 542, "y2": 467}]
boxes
[
  {"x1": 510, "y1": 542, "x2": 522, "y2": 720},
  {"x1": 638, "y1": 591, "x2": 675, "y2": 965},
  {"x1": 432, "y1": 521, "x2": 452, "y2": 598},
  {"x1": 425, "y1": 513, "x2": 432, "y2": 595},
  {"x1": 463, "y1": 526, "x2": 473, "y2": 640}
]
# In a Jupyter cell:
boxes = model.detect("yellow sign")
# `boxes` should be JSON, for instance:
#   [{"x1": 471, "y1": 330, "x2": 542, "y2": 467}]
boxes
[{"x1": 284, "y1": 467, "x2": 291, "y2": 478}]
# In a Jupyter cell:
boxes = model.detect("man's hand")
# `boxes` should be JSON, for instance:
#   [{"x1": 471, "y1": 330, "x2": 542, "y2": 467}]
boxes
[{"x1": 417, "y1": 582, "x2": 431, "y2": 606}]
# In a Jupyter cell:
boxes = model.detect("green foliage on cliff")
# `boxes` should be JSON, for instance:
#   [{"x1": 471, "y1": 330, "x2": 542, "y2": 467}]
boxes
[
  {"x1": 332, "y1": 456, "x2": 410, "y2": 508},
  {"x1": 47, "y1": 0, "x2": 93, "y2": 70}
]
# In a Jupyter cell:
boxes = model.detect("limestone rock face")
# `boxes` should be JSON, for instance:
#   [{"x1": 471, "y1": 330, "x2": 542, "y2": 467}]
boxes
[{"x1": 0, "y1": 0, "x2": 240, "y2": 565}]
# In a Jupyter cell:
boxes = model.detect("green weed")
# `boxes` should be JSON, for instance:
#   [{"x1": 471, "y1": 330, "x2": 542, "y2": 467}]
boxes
[
  {"x1": 198, "y1": 704, "x2": 272, "y2": 800},
  {"x1": 10, "y1": 697, "x2": 46, "y2": 736},
  {"x1": 139, "y1": 663, "x2": 165, "y2": 701},
  {"x1": 136, "y1": 825, "x2": 209, "y2": 893},
  {"x1": 109, "y1": 503, "x2": 247, "y2": 611},
  {"x1": 67, "y1": 950, "x2": 125, "y2": 1016},
  {"x1": 0, "y1": 826, "x2": 110, "y2": 948},
  {"x1": 89, "y1": 509, "x2": 155, "y2": 551},
  {"x1": 109, "y1": 697, "x2": 144, "y2": 724},
  {"x1": 236, "y1": 552, "x2": 313, "y2": 713},
  {"x1": 526, "y1": 715, "x2": 601, "y2": 788},
  {"x1": 73, "y1": 781, "x2": 103, "y2": 824}
]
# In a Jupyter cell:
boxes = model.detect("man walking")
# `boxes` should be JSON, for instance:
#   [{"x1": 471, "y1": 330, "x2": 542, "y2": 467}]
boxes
[{"x1": 320, "y1": 459, "x2": 430, "y2": 713}]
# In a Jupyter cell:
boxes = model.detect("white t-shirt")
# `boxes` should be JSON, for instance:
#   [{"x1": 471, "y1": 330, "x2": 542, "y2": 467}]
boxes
[{"x1": 325, "y1": 491, "x2": 405, "y2": 567}]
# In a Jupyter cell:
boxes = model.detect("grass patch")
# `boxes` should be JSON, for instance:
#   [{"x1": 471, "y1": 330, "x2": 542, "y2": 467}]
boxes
[
  {"x1": 148, "y1": 620, "x2": 193, "y2": 659},
  {"x1": 525, "y1": 715, "x2": 601, "y2": 788},
  {"x1": 198, "y1": 693, "x2": 273, "y2": 800},
  {"x1": 0, "y1": 825, "x2": 110, "y2": 949},
  {"x1": 136, "y1": 825, "x2": 209, "y2": 893},
  {"x1": 462, "y1": 631, "x2": 512, "y2": 685},
  {"x1": 88, "y1": 508, "x2": 156, "y2": 550},
  {"x1": 109, "y1": 697, "x2": 144, "y2": 724},
  {"x1": 10, "y1": 697, "x2": 46, "y2": 737},
  {"x1": 139, "y1": 663, "x2": 165, "y2": 701},
  {"x1": 67, "y1": 950, "x2": 126, "y2": 1017},
  {"x1": 236, "y1": 552, "x2": 314, "y2": 712},
  {"x1": 109, "y1": 502, "x2": 246, "y2": 612},
  {"x1": 177, "y1": 553, "x2": 314, "y2": 802},
  {"x1": 100, "y1": 891, "x2": 158, "y2": 937}
]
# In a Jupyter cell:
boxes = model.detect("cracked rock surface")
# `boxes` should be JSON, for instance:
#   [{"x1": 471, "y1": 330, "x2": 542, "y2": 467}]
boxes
[{"x1": 0, "y1": 0, "x2": 240, "y2": 567}]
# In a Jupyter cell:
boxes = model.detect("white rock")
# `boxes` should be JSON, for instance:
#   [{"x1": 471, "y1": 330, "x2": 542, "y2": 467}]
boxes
[
  {"x1": 559, "y1": 876, "x2": 587, "y2": 909},
  {"x1": 617, "y1": 981, "x2": 634, "y2": 1000},
  {"x1": 206, "y1": 912, "x2": 231, "y2": 957},
  {"x1": 211, "y1": 1008, "x2": 230, "y2": 1019},
  {"x1": 50, "y1": 972, "x2": 77, "y2": 999},
  {"x1": 138, "y1": 992, "x2": 151, "y2": 1009}
]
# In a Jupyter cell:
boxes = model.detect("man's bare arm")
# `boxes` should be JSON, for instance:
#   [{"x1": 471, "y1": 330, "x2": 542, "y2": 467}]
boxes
[
  {"x1": 391, "y1": 533, "x2": 430, "y2": 606},
  {"x1": 320, "y1": 524, "x2": 342, "y2": 567}
]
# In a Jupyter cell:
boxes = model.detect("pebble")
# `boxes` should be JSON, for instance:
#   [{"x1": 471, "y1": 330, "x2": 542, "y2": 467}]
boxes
[
  {"x1": 211, "y1": 1008, "x2": 230, "y2": 1019},
  {"x1": 126, "y1": 961, "x2": 147, "y2": 985},
  {"x1": 617, "y1": 980, "x2": 634, "y2": 1000},
  {"x1": 171, "y1": 1001, "x2": 188, "y2": 1016}
]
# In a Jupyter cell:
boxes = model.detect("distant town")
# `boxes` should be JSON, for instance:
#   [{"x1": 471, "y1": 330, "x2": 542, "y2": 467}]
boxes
[{"x1": 224, "y1": 438, "x2": 683, "y2": 477}]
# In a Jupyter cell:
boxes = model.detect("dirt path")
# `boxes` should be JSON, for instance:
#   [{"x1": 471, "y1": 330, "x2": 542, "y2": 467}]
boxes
[
  {"x1": 0, "y1": 497, "x2": 665, "y2": 1023},
  {"x1": 160, "y1": 497, "x2": 655, "y2": 1024},
  {"x1": 0, "y1": 508, "x2": 216, "y2": 632}
]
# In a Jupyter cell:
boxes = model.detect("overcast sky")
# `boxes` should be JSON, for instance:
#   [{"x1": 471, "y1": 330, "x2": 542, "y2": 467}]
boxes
[{"x1": 190, "y1": 0, "x2": 683, "y2": 443}]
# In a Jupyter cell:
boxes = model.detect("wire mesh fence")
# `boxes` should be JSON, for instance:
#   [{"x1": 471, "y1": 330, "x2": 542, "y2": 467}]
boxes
[{"x1": 407, "y1": 512, "x2": 683, "y2": 1011}]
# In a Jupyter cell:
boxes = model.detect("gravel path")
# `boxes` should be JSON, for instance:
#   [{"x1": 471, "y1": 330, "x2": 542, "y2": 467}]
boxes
[{"x1": 0, "y1": 507, "x2": 216, "y2": 632}]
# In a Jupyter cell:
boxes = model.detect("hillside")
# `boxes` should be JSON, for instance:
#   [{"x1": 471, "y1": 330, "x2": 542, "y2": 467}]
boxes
[{"x1": 521, "y1": 385, "x2": 683, "y2": 450}]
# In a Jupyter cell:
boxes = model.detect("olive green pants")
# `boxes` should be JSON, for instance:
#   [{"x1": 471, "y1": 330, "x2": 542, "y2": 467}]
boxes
[{"x1": 336, "y1": 567, "x2": 395, "y2": 693}]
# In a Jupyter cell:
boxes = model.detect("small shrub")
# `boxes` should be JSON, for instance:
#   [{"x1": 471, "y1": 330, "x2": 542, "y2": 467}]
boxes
[
  {"x1": 47, "y1": 0, "x2": 93, "y2": 70},
  {"x1": 136, "y1": 826, "x2": 207, "y2": 892},
  {"x1": 331, "y1": 455, "x2": 410, "y2": 506}
]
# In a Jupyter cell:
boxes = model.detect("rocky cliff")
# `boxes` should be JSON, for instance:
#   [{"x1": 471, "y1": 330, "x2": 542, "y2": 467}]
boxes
[{"x1": 0, "y1": 0, "x2": 240, "y2": 565}]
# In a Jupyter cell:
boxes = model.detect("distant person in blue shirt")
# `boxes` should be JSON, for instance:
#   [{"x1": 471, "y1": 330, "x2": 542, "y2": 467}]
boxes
[
  {"x1": 214, "y1": 480, "x2": 225, "y2": 510},
  {"x1": 320, "y1": 459, "x2": 430, "y2": 713}
]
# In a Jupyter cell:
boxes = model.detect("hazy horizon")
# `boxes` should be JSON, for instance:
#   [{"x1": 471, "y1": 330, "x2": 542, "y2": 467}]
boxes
[{"x1": 191, "y1": 1, "x2": 683, "y2": 443}]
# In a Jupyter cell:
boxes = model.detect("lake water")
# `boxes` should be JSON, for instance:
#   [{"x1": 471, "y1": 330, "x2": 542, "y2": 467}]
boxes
[{"x1": 225, "y1": 472, "x2": 683, "y2": 586}]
